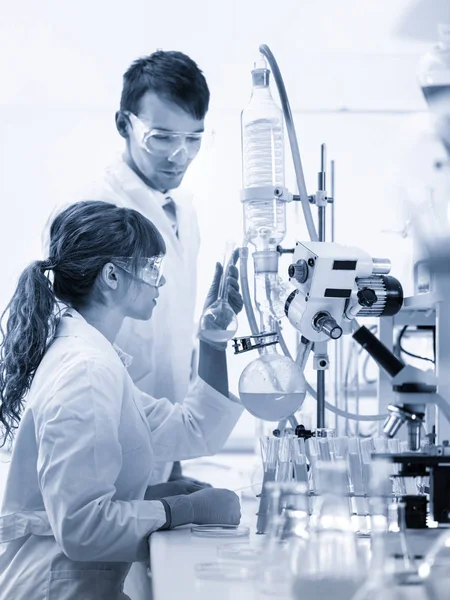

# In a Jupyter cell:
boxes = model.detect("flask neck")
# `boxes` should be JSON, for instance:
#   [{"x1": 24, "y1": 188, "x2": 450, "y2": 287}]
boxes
[
  {"x1": 249, "y1": 83, "x2": 275, "y2": 102},
  {"x1": 314, "y1": 462, "x2": 353, "y2": 530},
  {"x1": 316, "y1": 494, "x2": 353, "y2": 530},
  {"x1": 261, "y1": 343, "x2": 279, "y2": 356},
  {"x1": 282, "y1": 508, "x2": 309, "y2": 542},
  {"x1": 251, "y1": 68, "x2": 270, "y2": 87}
]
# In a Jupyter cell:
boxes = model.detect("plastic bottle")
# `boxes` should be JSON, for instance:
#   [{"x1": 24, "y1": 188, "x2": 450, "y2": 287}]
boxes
[
  {"x1": 417, "y1": 24, "x2": 450, "y2": 105},
  {"x1": 241, "y1": 57, "x2": 286, "y2": 250}
]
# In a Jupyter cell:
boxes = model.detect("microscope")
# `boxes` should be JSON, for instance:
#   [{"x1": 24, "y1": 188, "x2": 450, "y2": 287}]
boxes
[
  {"x1": 352, "y1": 325, "x2": 450, "y2": 527},
  {"x1": 286, "y1": 246, "x2": 450, "y2": 527},
  {"x1": 237, "y1": 240, "x2": 450, "y2": 529}
]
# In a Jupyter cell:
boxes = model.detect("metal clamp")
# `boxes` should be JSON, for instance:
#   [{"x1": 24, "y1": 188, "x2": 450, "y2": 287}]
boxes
[
  {"x1": 306, "y1": 194, "x2": 334, "y2": 205},
  {"x1": 240, "y1": 186, "x2": 292, "y2": 203},
  {"x1": 232, "y1": 332, "x2": 278, "y2": 354}
]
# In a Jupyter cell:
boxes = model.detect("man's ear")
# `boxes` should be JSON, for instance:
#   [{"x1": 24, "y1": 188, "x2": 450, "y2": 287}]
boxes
[{"x1": 115, "y1": 110, "x2": 129, "y2": 139}]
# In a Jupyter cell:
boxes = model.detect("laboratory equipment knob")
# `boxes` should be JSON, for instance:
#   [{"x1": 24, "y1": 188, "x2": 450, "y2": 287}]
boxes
[
  {"x1": 313, "y1": 312, "x2": 343, "y2": 340},
  {"x1": 357, "y1": 287, "x2": 378, "y2": 308},
  {"x1": 288, "y1": 260, "x2": 308, "y2": 283},
  {"x1": 284, "y1": 289, "x2": 299, "y2": 317}
]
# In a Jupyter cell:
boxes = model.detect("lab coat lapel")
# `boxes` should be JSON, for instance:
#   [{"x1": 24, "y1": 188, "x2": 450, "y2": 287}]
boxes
[
  {"x1": 100, "y1": 158, "x2": 200, "y2": 404},
  {"x1": 111, "y1": 162, "x2": 184, "y2": 258}
]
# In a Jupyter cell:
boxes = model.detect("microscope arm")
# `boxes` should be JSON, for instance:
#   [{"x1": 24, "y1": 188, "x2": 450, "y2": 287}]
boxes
[
  {"x1": 352, "y1": 325, "x2": 405, "y2": 377},
  {"x1": 353, "y1": 326, "x2": 450, "y2": 431},
  {"x1": 433, "y1": 394, "x2": 450, "y2": 429}
]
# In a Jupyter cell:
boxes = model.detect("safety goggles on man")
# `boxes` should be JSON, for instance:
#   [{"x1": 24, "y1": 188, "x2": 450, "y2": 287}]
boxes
[
  {"x1": 113, "y1": 255, "x2": 165, "y2": 287},
  {"x1": 124, "y1": 111, "x2": 203, "y2": 159}
]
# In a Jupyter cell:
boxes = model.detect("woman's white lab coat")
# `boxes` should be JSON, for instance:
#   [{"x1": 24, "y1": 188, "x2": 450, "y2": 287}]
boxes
[
  {"x1": 0, "y1": 310, "x2": 243, "y2": 600},
  {"x1": 43, "y1": 159, "x2": 202, "y2": 489}
]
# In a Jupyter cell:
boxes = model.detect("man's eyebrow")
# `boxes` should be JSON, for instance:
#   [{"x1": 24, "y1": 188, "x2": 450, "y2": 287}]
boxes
[{"x1": 149, "y1": 126, "x2": 204, "y2": 134}]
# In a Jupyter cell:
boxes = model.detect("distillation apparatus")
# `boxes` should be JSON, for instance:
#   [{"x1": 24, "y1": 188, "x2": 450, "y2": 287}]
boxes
[
  {"x1": 227, "y1": 42, "x2": 450, "y2": 531},
  {"x1": 195, "y1": 37, "x2": 450, "y2": 598},
  {"x1": 232, "y1": 45, "x2": 404, "y2": 431}
]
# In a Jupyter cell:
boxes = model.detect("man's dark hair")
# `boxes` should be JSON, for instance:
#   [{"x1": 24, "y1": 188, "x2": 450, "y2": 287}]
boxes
[{"x1": 120, "y1": 50, "x2": 210, "y2": 120}]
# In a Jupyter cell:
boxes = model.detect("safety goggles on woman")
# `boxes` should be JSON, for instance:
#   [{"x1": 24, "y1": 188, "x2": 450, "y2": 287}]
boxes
[
  {"x1": 113, "y1": 255, "x2": 165, "y2": 287},
  {"x1": 124, "y1": 111, "x2": 203, "y2": 159}
]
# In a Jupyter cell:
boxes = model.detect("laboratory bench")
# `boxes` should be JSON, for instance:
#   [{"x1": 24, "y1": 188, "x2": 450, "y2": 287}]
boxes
[{"x1": 149, "y1": 453, "x2": 439, "y2": 600}]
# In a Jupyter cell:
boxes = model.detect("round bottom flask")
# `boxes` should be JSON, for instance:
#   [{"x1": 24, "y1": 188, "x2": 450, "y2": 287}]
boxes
[
  {"x1": 238, "y1": 347, "x2": 306, "y2": 421},
  {"x1": 198, "y1": 299, "x2": 238, "y2": 344}
]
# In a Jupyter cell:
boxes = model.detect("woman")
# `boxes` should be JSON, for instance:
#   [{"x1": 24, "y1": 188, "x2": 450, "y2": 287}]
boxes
[{"x1": 0, "y1": 201, "x2": 243, "y2": 600}]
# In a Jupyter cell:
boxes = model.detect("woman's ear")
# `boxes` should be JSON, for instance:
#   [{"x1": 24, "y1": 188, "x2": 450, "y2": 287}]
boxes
[{"x1": 100, "y1": 262, "x2": 119, "y2": 290}]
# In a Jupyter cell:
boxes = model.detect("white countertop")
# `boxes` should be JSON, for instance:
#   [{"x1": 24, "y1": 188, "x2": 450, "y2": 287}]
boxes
[
  {"x1": 150, "y1": 453, "x2": 266, "y2": 600},
  {"x1": 149, "y1": 454, "x2": 433, "y2": 600}
]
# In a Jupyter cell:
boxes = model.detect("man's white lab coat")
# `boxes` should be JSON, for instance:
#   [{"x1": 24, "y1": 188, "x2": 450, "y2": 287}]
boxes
[
  {"x1": 0, "y1": 310, "x2": 243, "y2": 600},
  {"x1": 85, "y1": 158, "x2": 201, "y2": 485}
]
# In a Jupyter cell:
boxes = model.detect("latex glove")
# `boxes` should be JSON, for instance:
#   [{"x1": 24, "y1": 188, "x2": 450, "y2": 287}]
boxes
[
  {"x1": 160, "y1": 488, "x2": 241, "y2": 529},
  {"x1": 198, "y1": 253, "x2": 244, "y2": 350},
  {"x1": 202, "y1": 249, "x2": 244, "y2": 315},
  {"x1": 168, "y1": 461, "x2": 212, "y2": 489},
  {"x1": 144, "y1": 480, "x2": 205, "y2": 500}
]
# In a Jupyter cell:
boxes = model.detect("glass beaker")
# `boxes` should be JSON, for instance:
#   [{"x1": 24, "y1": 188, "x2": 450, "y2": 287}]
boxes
[
  {"x1": 256, "y1": 481, "x2": 310, "y2": 597},
  {"x1": 352, "y1": 459, "x2": 409, "y2": 600},
  {"x1": 292, "y1": 460, "x2": 366, "y2": 599},
  {"x1": 198, "y1": 241, "x2": 238, "y2": 344},
  {"x1": 238, "y1": 345, "x2": 307, "y2": 421},
  {"x1": 419, "y1": 529, "x2": 450, "y2": 600}
]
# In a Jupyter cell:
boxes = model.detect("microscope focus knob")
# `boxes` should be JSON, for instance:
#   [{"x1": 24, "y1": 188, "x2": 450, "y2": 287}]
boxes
[
  {"x1": 357, "y1": 287, "x2": 378, "y2": 307},
  {"x1": 288, "y1": 259, "x2": 308, "y2": 283}
]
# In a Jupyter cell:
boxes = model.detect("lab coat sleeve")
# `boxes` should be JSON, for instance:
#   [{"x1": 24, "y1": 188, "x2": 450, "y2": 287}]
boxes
[
  {"x1": 137, "y1": 377, "x2": 244, "y2": 461},
  {"x1": 35, "y1": 359, "x2": 166, "y2": 563}
]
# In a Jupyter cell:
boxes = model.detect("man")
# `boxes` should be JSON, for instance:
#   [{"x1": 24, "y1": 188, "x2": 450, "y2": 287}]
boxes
[
  {"x1": 78, "y1": 51, "x2": 241, "y2": 598},
  {"x1": 92, "y1": 51, "x2": 211, "y2": 484}
]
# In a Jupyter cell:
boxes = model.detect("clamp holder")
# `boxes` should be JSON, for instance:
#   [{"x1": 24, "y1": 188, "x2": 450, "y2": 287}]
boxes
[{"x1": 232, "y1": 332, "x2": 278, "y2": 354}]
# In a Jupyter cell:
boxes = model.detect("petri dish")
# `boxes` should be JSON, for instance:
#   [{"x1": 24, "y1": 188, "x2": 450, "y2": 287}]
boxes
[
  {"x1": 194, "y1": 561, "x2": 258, "y2": 581},
  {"x1": 190, "y1": 524, "x2": 250, "y2": 538},
  {"x1": 217, "y1": 541, "x2": 264, "y2": 561}
]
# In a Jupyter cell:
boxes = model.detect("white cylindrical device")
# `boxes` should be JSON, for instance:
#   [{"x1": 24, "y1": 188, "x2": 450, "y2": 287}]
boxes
[{"x1": 241, "y1": 57, "x2": 286, "y2": 250}]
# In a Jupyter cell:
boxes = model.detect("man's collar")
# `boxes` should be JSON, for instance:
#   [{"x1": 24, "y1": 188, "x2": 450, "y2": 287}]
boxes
[{"x1": 118, "y1": 156, "x2": 175, "y2": 208}]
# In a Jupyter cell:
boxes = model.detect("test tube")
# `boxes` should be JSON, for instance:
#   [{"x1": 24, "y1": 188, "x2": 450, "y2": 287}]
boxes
[
  {"x1": 256, "y1": 436, "x2": 280, "y2": 534},
  {"x1": 291, "y1": 437, "x2": 309, "y2": 485},
  {"x1": 360, "y1": 438, "x2": 375, "y2": 493},
  {"x1": 318, "y1": 437, "x2": 332, "y2": 461},
  {"x1": 276, "y1": 434, "x2": 292, "y2": 483},
  {"x1": 347, "y1": 438, "x2": 367, "y2": 531},
  {"x1": 305, "y1": 437, "x2": 319, "y2": 493},
  {"x1": 330, "y1": 436, "x2": 349, "y2": 461}
]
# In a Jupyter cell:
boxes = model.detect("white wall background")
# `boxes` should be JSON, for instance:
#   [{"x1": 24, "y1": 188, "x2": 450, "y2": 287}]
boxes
[{"x1": 0, "y1": 0, "x2": 447, "y2": 448}]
